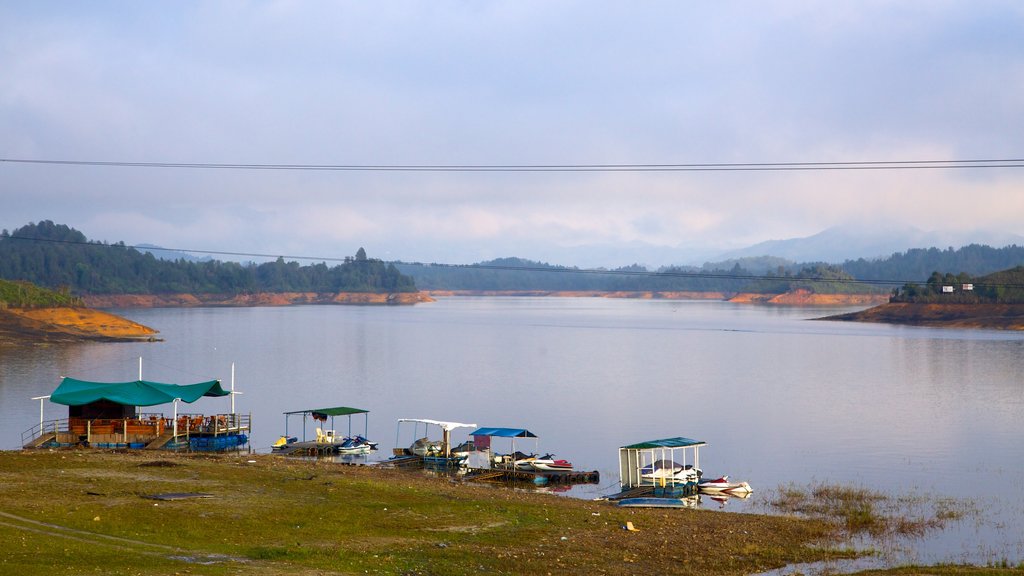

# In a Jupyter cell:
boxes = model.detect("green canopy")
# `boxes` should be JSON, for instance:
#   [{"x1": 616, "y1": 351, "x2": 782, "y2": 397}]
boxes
[
  {"x1": 50, "y1": 377, "x2": 228, "y2": 407},
  {"x1": 620, "y1": 437, "x2": 706, "y2": 450},
  {"x1": 284, "y1": 407, "x2": 369, "y2": 417}
]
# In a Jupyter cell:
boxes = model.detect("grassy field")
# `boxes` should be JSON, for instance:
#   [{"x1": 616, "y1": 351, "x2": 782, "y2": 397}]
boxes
[{"x1": 0, "y1": 450, "x2": 1019, "y2": 576}]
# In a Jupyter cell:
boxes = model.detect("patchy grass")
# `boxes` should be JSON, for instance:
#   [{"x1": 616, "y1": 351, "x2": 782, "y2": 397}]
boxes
[
  {"x1": 767, "y1": 482, "x2": 976, "y2": 539},
  {"x1": 0, "y1": 450, "x2": 853, "y2": 576},
  {"x1": 0, "y1": 451, "x2": 1011, "y2": 576}
]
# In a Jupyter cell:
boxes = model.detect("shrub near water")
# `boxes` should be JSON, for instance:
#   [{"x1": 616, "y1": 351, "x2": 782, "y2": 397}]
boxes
[{"x1": 767, "y1": 482, "x2": 972, "y2": 538}]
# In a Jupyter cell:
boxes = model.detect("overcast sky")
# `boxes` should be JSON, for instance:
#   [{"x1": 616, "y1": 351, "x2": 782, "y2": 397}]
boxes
[{"x1": 2, "y1": 2, "x2": 1023, "y2": 267}]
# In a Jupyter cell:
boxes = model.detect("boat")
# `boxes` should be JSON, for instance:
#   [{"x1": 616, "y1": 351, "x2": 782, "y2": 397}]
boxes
[
  {"x1": 697, "y1": 475, "x2": 753, "y2": 495},
  {"x1": 334, "y1": 434, "x2": 378, "y2": 455},
  {"x1": 529, "y1": 453, "x2": 573, "y2": 472},
  {"x1": 493, "y1": 450, "x2": 538, "y2": 470},
  {"x1": 408, "y1": 436, "x2": 443, "y2": 457},
  {"x1": 616, "y1": 496, "x2": 698, "y2": 509},
  {"x1": 394, "y1": 419, "x2": 478, "y2": 467},
  {"x1": 640, "y1": 459, "x2": 701, "y2": 483}
]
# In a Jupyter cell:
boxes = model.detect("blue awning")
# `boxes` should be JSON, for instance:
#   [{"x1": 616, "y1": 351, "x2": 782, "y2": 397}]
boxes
[
  {"x1": 620, "y1": 437, "x2": 705, "y2": 450},
  {"x1": 469, "y1": 427, "x2": 537, "y2": 438}
]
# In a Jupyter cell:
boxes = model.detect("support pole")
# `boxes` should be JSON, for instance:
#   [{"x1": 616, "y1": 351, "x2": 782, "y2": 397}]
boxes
[
  {"x1": 31, "y1": 395, "x2": 49, "y2": 433},
  {"x1": 172, "y1": 398, "x2": 180, "y2": 440}
]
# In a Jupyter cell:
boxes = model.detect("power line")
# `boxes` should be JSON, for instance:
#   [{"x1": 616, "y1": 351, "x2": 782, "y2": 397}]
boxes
[
  {"x1": 5, "y1": 233, "x2": 1023, "y2": 289},
  {"x1": 3, "y1": 157, "x2": 1024, "y2": 172}
]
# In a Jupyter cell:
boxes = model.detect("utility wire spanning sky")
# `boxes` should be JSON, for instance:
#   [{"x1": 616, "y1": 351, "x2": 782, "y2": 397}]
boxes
[{"x1": 2, "y1": 3, "x2": 1023, "y2": 268}]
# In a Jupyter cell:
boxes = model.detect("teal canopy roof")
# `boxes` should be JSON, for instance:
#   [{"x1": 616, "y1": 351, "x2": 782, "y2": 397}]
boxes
[
  {"x1": 51, "y1": 377, "x2": 228, "y2": 407},
  {"x1": 620, "y1": 437, "x2": 705, "y2": 450},
  {"x1": 284, "y1": 407, "x2": 369, "y2": 417},
  {"x1": 469, "y1": 427, "x2": 538, "y2": 438}
]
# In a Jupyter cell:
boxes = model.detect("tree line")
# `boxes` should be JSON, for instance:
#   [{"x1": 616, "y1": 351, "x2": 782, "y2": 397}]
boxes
[{"x1": 0, "y1": 221, "x2": 417, "y2": 295}]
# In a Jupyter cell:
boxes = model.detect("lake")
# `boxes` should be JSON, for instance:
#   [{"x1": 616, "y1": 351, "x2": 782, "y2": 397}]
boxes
[{"x1": 1, "y1": 297, "x2": 1022, "y2": 568}]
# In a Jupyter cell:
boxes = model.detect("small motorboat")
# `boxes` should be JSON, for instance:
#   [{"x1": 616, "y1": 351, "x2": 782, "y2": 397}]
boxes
[
  {"x1": 616, "y1": 496, "x2": 698, "y2": 509},
  {"x1": 698, "y1": 475, "x2": 753, "y2": 495},
  {"x1": 271, "y1": 435, "x2": 298, "y2": 451},
  {"x1": 493, "y1": 450, "x2": 537, "y2": 470},
  {"x1": 529, "y1": 453, "x2": 574, "y2": 472},
  {"x1": 335, "y1": 435, "x2": 378, "y2": 455},
  {"x1": 640, "y1": 459, "x2": 701, "y2": 483},
  {"x1": 409, "y1": 437, "x2": 444, "y2": 457}
]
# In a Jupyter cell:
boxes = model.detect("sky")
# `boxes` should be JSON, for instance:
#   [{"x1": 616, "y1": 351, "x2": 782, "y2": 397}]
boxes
[{"x1": 2, "y1": 2, "x2": 1023, "y2": 268}]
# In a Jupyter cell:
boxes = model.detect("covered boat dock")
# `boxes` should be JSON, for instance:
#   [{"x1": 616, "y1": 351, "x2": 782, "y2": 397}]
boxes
[
  {"x1": 22, "y1": 376, "x2": 249, "y2": 451},
  {"x1": 272, "y1": 406, "x2": 376, "y2": 456},
  {"x1": 461, "y1": 427, "x2": 599, "y2": 486}
]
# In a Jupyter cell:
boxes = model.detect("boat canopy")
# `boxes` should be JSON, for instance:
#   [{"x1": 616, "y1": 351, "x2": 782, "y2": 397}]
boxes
[
  {"x1": 284, "y1": 407, "x2": 369, "y2": 417},
  {"x1": 50, "y1": 377, "x2": 228, "y2": 407},
  {"x1": 397, "y1": 418, "x2": 477, "y2": 432},
  {"x1": 468, "y1": 427, "x2": 537, "y2": 438},
  {"x1": 620, "y1": 437, "x2": 706, "y2": 450}
]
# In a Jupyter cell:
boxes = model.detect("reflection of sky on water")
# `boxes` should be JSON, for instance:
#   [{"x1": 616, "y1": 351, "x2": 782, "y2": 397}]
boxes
[{"x1": 1, "y1": 298, "x2": 1022, "y2": 567}]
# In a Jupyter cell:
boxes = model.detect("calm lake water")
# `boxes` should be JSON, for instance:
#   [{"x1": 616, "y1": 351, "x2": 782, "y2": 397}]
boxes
[{"x1": 1, "y1": 297, "x2": 1023, "y2": 568}]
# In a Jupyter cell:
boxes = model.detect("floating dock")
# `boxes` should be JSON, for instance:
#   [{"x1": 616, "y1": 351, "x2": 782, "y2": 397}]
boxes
[{"x1": 463, "y1": 466, "x2": 599, "y2": 485}]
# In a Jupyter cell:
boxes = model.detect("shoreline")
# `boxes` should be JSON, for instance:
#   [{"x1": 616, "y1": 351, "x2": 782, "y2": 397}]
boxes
[
  {"x1": 81, "y1": 290, "x2": 435, "y2": 308},
  {"x1": 822, "y1": 302, "x2": 1024, "y2": 330},
  {"x1": 0, "y1": 307, "x2": 160, "y2": 343}
]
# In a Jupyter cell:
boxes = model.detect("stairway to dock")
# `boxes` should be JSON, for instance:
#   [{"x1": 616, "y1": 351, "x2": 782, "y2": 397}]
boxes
[
  {"x1": 144, "y1": 432, "x2": 175, "y2": 450},
  {"x1": 23, "y1": 432, "x2": 57, "y2": 449}
]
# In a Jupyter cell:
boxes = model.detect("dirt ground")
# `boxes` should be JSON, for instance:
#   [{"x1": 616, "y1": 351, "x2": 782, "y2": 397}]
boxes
[{"x1": 0, "y1": 307, "x2": 158, "y2": 343}]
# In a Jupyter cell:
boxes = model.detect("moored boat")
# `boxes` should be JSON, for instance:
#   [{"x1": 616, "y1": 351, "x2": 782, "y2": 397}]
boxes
[
  {"x1": 697, "y1": 475, "x2": 753, "y2": 495},
  {"x1": 529, "y1": 453, "x2": 573, "y2": 471}
]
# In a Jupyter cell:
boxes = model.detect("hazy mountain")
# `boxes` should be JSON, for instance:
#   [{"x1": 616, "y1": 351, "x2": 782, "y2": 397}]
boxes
[
  {"x1": 136, "y1": 244, "x2": 214, "y2": 263},
  {"x1": 712, "y1": 224, "x2": 1024, "y2": 264}
]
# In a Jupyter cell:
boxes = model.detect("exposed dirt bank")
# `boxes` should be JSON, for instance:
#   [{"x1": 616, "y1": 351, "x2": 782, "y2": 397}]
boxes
[
  {"x1": 428, "y1": 289, "x2": 887, "y2": 306},
  {"x1": 822, "y1": 302, "x2": 1024, "y2": 330},
  {"x1": 729, "y1": 290, "x2": 890, "y2": 306},
  {"x1": 81, "y1": 291, "x2": 434, "y2": 308},
  {"x1": 426, "y1": 290, "x2": 728, "y2": 299},
  {"x1": 0, "y1": 307, "x2": 159, "y2": 343}
]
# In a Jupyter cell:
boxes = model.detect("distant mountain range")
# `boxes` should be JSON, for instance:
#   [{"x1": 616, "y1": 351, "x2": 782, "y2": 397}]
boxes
[{"x1": 707, "y1": 224, "x2": 1024, "y2": 266}]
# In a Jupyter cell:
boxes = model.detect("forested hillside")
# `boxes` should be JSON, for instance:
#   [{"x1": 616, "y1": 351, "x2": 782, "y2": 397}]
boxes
[
  {"x1": 840, "y1": 244, "x2": 1024, "y2": 282},
  {"x1": 397, "y1": 258, "x2": 881, "y2": 294},
  {"x1": 890, "y1": 266, "x2": 1024, "y2": 304},
  {"x1": 0, "y1": 221, "x2": 417, "y2": 295},
  {"x1": 398, "y1": 244, "x2": 1024, "y2": 293}
]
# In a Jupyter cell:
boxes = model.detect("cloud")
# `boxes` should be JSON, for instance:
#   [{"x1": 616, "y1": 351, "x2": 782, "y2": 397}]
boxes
[{"x1": 2, "y1": 2, "x2": 1023, "y2": 267}]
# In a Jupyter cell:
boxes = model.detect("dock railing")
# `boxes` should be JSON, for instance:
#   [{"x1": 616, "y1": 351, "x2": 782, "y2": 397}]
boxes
[
  {"x1": 21, "y1": 418, "x2": 69, "y2": 448},
  {"x1": 22, "y1": 412, "x2": 251, "y2": 449}
]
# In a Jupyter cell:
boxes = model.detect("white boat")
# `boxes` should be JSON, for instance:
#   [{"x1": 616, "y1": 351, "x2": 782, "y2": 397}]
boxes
[
  {"x1": 640, "y1": 459, "x2": 701, "y2": 483},
  {"x1": 529, "y1": 453, "x2": 574, "y2": 471},
  {"x1": 698, "y1": 475, "x2": 753, "y2": 495}
]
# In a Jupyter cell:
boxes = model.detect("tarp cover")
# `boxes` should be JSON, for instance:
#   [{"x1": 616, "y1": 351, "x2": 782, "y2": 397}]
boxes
[
  {"x1": 468, "y1": 427, "x2": 538, "y2": 438},
  {"x1": 284, "y1": 407, "x2": 369, "y2": 417},
  {"x1": 620, "y1": 437, "x2": 706, "y2": 450},
  {"x1": 397, "y1": 418, "x2": 477, "y2": 432},
  {"x1": 51, "y1": 377, "x2": 228, "y2": 407}
]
